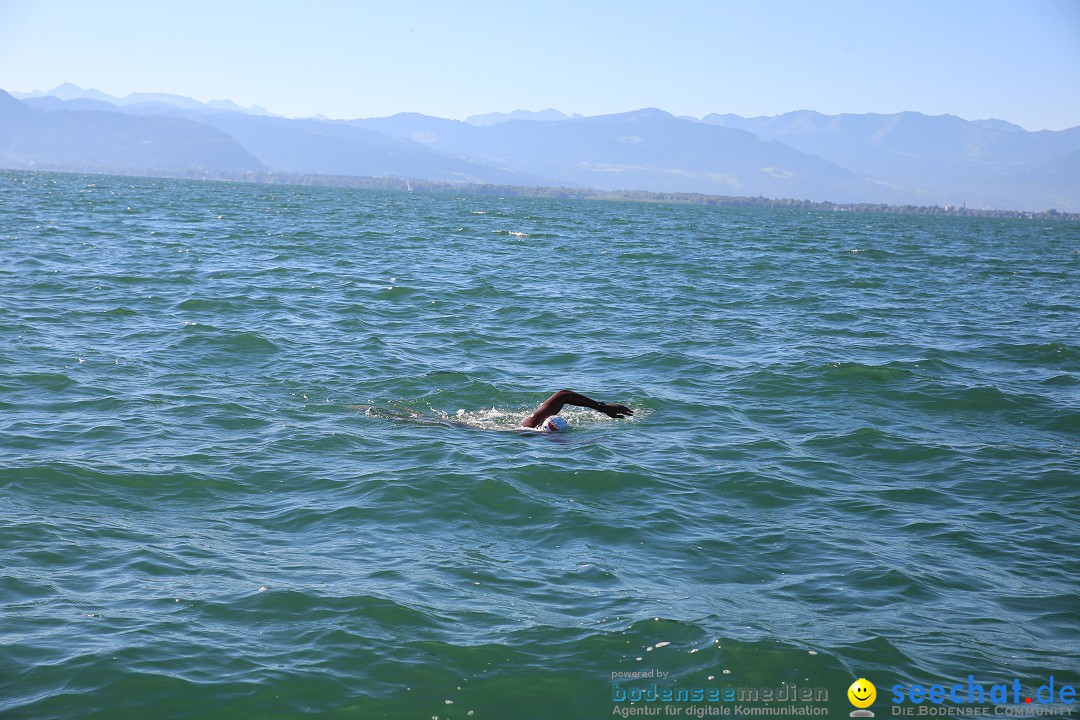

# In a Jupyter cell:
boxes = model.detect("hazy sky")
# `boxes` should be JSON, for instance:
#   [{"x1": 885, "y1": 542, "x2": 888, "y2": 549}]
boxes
[{"x1": 1, "y1": 0, "x2": 1078, "y2": 130}]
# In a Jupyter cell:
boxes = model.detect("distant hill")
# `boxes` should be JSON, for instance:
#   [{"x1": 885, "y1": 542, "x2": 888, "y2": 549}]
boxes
[
  {"x1": 13, "y1": 83, "x2": 273, "y2": 116},
  {"x1": 3, "y1": 91, "x2": 545, "y2": 185},
  {"x1": 2, "y1": 84, "x2": 1078, "y2": 211},
  {"x1": 358, "y1": 108, "x2": 896, "y2": 202},
  {"x1": 0, "y1": 89, "x2": 263, "y2": 174},
  {"x1": 185, "y1": 112, "x2": 545, "y2": 185},
  {"x1": 465, "y1": 109, "x2": 571, "y2": 126},
  {"x1": 701, "y1": 110, "x2": 1080, "y2": 209}
]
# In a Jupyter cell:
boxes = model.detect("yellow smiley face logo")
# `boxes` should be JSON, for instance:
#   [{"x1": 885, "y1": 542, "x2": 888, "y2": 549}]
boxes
[{"x1": 848, "y1": 678, "x2": 876, "y2": 708}]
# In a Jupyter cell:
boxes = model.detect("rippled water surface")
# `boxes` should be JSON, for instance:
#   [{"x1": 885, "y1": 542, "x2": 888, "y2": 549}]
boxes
[{"x1": 1, "y1": 171, "x2": 1077, "y2": 719}]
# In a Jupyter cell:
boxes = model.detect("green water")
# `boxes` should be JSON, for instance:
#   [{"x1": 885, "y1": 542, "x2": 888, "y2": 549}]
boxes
[{"x1": 1, "y1": 170, "x2": 1077, "y2": 719}]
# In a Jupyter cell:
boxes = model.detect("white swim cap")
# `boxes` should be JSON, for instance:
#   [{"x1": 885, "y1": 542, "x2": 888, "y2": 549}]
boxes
[{"x1": 543, "y1": 415, "x2": 570, "y2": 433}]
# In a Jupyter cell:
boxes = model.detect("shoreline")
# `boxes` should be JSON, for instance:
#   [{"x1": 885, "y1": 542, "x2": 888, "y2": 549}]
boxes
[{"x1": 4, "y1": 164, "x2": 1077, "y2": 221}]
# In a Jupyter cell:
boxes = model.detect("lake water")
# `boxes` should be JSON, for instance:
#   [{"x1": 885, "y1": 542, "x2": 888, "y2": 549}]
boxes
[{"x1": 1, "y1": 171, "x2": 1077, "y2": 719}]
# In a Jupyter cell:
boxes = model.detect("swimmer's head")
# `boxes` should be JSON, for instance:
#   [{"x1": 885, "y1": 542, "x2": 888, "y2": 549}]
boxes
[{"x1": 543, "y1": 415, "x2": 570, "y2": 433}]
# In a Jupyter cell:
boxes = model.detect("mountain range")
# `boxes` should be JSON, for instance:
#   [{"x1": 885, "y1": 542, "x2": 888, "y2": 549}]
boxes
[{"x1": 2, "y1": 84, "x2": 1078, "y2": 211}]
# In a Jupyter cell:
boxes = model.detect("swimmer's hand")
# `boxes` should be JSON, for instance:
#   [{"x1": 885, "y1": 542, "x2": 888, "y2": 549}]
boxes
[
  {"x1": 599, "y1": 403, "x2": 633, "y2": 419},
  {"x1": 521, "y1": 389, "x2": 635, "y2": 428}
]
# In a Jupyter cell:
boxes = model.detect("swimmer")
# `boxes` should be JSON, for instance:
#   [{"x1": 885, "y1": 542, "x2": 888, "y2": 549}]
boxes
[{"x1": 520, "y1": 389, "x2": 634, "y2": 432}]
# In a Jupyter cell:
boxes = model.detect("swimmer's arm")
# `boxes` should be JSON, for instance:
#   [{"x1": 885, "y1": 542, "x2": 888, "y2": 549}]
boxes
[{"x1": 520, "y1": 389, "x2": 634, "y2": 428}]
